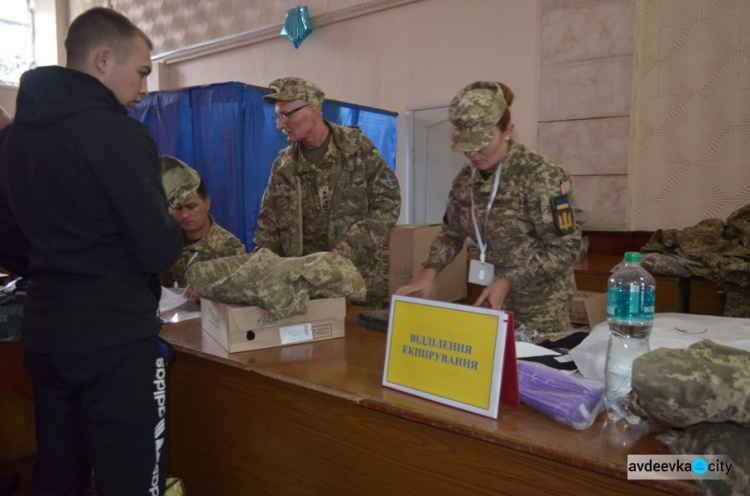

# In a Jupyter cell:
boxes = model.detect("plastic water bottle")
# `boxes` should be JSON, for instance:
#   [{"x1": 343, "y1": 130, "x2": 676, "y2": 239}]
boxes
[{"x1": 604, "y1": 251, "x2": 655, "y2": 424}]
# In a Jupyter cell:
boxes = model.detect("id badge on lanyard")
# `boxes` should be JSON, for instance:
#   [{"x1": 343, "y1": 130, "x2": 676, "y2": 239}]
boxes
[{"x1": 468, "y1": 166, "x2": 501, "y2": 286}]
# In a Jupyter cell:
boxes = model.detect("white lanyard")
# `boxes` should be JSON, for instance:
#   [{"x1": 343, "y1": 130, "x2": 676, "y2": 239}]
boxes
[{"x1": 470, "y1": 165, "x2": 501, "y2": 263}]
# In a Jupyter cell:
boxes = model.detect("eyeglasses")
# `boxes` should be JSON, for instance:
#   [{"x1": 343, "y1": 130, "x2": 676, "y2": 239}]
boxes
[{"x1": 272, "y1": 104, "x2": 309, "y2": 123}]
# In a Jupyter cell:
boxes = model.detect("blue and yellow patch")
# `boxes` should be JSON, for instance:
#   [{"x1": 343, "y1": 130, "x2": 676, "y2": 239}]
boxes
[{"x1": 551, "y1": 194, "x2": 575, "y2": 235}]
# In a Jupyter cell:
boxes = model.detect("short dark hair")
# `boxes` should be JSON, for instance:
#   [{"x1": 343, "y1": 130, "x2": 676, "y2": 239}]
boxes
[
  {"x1": 196, "y1": 181, "x2": 208, "y2": 200},
  {"x1": 65, "y1": 7, "x2": 153, "y2": 68}
]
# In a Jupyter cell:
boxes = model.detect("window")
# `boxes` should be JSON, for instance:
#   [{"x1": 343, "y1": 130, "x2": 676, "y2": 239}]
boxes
[{"x1": 0, "y1": 0, "x2": 34, "y2": 87}]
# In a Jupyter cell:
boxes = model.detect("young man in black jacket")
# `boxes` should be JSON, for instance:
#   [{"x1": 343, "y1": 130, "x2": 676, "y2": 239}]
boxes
[{"x1": 0, "y1": 8, "x2": 182, "y2": 496}]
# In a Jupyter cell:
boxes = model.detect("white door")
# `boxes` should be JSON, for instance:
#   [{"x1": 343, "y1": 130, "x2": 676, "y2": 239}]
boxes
[{"x1": 410, "y1": 105, "x2": 466, "y2": 224}]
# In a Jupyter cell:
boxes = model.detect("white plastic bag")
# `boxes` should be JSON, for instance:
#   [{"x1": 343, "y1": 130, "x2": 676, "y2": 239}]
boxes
[{"x1": 570, "y1": 313, "x2": 750, "y2": 383}]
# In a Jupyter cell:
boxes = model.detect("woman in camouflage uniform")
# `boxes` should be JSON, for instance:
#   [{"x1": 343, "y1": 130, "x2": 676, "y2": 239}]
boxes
[{"x1": 398, "y1": 81, "x2": 581, "y2": 334}]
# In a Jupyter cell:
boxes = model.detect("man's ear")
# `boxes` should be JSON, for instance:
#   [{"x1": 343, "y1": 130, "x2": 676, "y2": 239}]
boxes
[
  {"x1": 91, "y1": 47, "x2": 112, "y2": 76},
  {"x1": 205, "y1": 196, "x2": 211, "y2": 212}
]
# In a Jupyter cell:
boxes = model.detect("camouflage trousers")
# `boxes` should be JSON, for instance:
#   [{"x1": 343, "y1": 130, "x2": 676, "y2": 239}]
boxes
[{"x1": 185, "y1": 248, "x2": 366, "y2": 319}]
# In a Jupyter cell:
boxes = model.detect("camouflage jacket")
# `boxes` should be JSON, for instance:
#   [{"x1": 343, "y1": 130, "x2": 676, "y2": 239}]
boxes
[
  {"x1": 253, "y1": 121, "x2": 401, "y2": 306},
  {"x1": 641, "y1": 204, "x2": 750, "y2": 317},
  {"x1": 186, "y1": 248, "x2": 367, "y2": 319},
  {"x1": 630, "y1": 340, "x2": 750, "y2": 428},
  {"x1": 631, "y1": 340, "x2": 750, "y2": 496},
  {"x1": 160, "y1": 215, "x2": 246, "y2": 288},
  {"x1": 425, "y1": 142, "x2": 581, "y2": 333}
]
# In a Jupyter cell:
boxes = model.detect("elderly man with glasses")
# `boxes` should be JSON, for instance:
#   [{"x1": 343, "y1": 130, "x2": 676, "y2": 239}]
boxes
[{"x1": 254, "y1": 77, "x2": 401, "y2": 307}]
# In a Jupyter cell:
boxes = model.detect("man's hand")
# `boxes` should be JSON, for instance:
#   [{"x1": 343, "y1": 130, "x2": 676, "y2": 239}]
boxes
[
  {"x1": 473, "y1": 277, "x2": 510, "y2": 310},
  {"x1": 184, "y1": 285, "x2": 200, "y2": 302},
  {"x1": 395, "y1": 268, "x2": 438, "y2": 300}
]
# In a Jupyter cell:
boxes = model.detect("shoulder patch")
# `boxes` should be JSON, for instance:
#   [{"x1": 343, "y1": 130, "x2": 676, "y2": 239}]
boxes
[
  {"x1": 551, "y1": 194, "x2": 575, "y2": 235},
  {"x1": 383, "y1": 167, "x2": 398, "y2": 190}
]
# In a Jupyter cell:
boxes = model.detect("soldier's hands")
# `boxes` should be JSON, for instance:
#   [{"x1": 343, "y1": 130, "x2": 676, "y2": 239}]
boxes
[
  {"x1": 395, "y1": 268, "x2": 438, "y2": 300},
  {"x1": 473, "y1": 277, "x2": 510, "y2": 310},
  {"x1": 184, "y1": 285, "x2": 200, "y2": 302}
]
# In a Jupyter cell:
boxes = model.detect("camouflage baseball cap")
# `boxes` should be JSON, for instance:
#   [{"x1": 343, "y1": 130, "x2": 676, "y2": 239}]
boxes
[
  {"x1": 448, "y1": 81, "x2": 508, "y2": 152},
  {"x1": 263, "y1": 77, "x2": 325, "y2": 106},
  {"x1": 159, "y1": 155, "x2": 201, "y2": 209}
]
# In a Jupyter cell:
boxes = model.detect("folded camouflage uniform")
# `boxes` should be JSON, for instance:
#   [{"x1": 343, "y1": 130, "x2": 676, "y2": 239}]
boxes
[
  {"x1": 658, "y1": 424, "x2": 749, "y2": 496},
  {"x1": 641, "y1": 204, "x2": 750, "y2": 317},
  {"x1": 630, "y1": 340, "x2": 750, "y2": 428},
  {"x1": 629, "y1": 341, "x2": 750, "y2": 496},
  {"x1": 185, "y1": 248, "x2": 367, "y2": 319}
]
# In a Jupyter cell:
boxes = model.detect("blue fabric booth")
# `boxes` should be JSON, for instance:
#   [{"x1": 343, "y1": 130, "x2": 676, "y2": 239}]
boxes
[{"x1": 130, "y1": 82, "x2": 397, "y2": 250}]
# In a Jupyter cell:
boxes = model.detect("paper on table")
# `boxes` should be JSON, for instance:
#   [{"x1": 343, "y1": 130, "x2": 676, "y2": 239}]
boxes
[
  {"x1": 159, "y1": 287, "x2": 201, "y2": 323},
  {"x1": 516, "y1": 341, "x2": 560, "y2": 358}
]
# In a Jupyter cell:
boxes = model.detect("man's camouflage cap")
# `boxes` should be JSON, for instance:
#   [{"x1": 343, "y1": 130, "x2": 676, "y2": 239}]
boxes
[
  {"x1": 159, "y1": 155, "x2": 201, "y2": 209},
  {"x1": 263, "y1": 77, "x2": 325, "y2": 106},
  {"x1": 448, "y1": 81, "x2": 508, "y2": 152}
]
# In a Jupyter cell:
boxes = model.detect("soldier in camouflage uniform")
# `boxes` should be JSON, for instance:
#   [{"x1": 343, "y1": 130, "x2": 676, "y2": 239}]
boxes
[
  {"x1": 398, "y1": 81, "x2": 581, "y2": 334},
  {"x1": 159, "y1": 156, "x2": 246, "y2": 294},
  {"x1": 254, "y1": 77, "x2": 401, "y2": 307}
]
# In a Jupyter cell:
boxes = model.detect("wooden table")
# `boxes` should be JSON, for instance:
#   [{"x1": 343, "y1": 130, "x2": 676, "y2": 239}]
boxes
[{"x1": 160, "y1": 306, "x2": 700, "y2": 496}]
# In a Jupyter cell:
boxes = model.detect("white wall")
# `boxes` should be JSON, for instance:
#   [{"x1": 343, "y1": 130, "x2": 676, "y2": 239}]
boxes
[
  {"x1": 0, "y1": 0, "x2": 66, "y2": 117},
  {"x1": 164, "y1": 0, "x2": 541, "y2": 221}
]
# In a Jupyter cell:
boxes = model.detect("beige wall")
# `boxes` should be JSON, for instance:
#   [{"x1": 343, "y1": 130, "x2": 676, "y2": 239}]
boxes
[
  {"x1": 0, "y1": 88, "x2": 17, "y2": 117},
  {"x1": 160, "y1": 0, "x2": 540, "y2": 222},
  {"x1": 536, "y1": 0, "x2": 635, "y2": 231}
]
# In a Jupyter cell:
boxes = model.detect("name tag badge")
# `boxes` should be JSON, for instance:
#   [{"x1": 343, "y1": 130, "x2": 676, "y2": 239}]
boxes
[{"x1": 468, "y1": 259, "x2": 494, "y2": 286}]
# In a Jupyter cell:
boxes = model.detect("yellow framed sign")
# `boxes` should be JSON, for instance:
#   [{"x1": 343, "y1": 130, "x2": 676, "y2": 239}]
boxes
[{"x1": 382, "y1": 295, "x2": 518, "y2": 419}]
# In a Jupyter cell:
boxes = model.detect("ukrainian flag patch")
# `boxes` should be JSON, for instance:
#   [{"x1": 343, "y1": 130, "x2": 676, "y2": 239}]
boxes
[{"x1": 551, "y1": 194, "x2": 575, "y2": 235}]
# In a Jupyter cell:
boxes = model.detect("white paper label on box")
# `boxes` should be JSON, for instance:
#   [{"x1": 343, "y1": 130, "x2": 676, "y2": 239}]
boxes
[{"x1": 279, "y1": 323, "x2": 314, "y2": 344}]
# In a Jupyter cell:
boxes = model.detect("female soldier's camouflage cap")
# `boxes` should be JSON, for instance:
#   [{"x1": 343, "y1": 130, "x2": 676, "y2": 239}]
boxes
[
  {"x1": 448, "y1": 81, "x2": 508, "y2": 152},
  {"x1": 262, "y1": 77, "x2": 325, "y2": 106},
  {"x1": 159, "y1": 155, "x2": 201, "y2": 209}
]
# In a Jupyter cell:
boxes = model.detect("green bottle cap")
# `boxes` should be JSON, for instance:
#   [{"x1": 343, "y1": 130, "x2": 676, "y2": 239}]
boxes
[{"x1": 624, "y1": 252, "x2": 642, "y2": 263}]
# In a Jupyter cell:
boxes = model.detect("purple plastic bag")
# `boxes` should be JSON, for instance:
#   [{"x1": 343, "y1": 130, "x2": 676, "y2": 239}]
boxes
[{"x1": 517, "y1": 360, "x2": 604, "y2": 430}]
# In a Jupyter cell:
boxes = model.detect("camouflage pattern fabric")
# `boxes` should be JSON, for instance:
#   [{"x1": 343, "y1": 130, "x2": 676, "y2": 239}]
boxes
[
  {"x1": 253, "y1": 121, "x2": 400, "y2": 307},
  {"x1": 425, "y1": 142, "x2": 581, "y2": 334},
  {"x1": 449, "y1": 81, "x2": 508, "y2": 152},
  {"x1": 263, "y1": 77, "x2": 325, "y2": 106},
  {"x1": 299, "y1": 135, "x2": 336, "y2": 253},
  {"x1": 629, "y1": 340, "x2": 750, "y2": 428},
  {"x1": 641, "y1": 204, "x2": 750, "y2": 317},
  {"x1": 160, "y1": 215, "x2": 246, "y2": 288},
  {"x1": 159, "y1": 155, "x2": 201, "y2": 210},
  {"x1": 185, "y1": 248, "x2": 367, "y2": 319},
  {"x1": 658, "y1": 423, "x2": 749, "y2": 496}
]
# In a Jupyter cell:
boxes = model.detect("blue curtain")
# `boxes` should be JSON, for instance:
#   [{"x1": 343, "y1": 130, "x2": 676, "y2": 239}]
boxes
[{"x1": 132, "y1": 82, "x2": 397, "y2": 250}]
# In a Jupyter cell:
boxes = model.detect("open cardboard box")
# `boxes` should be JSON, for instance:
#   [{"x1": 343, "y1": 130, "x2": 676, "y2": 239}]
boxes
[
  {"x1": 570, "y1": 291, "x2": 607, "y2": 328},
  {"x1": 385, "y1": 224, "x2": 467, "y2": 303},
  {"x1": 201, "y1": 297, "x2": 345, "y2": 353}
]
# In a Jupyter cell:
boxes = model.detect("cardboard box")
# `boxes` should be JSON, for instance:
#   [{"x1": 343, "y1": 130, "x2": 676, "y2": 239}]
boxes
[
  {"x1": 570, "y1": 291, "x2": 607, "y2": 327},
  {"x1": 386, "y1": 224, "x2": 467, "y2": 303},
  {"x1": 201, "y1": 297, "x2": 346, "y2": 353}
]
